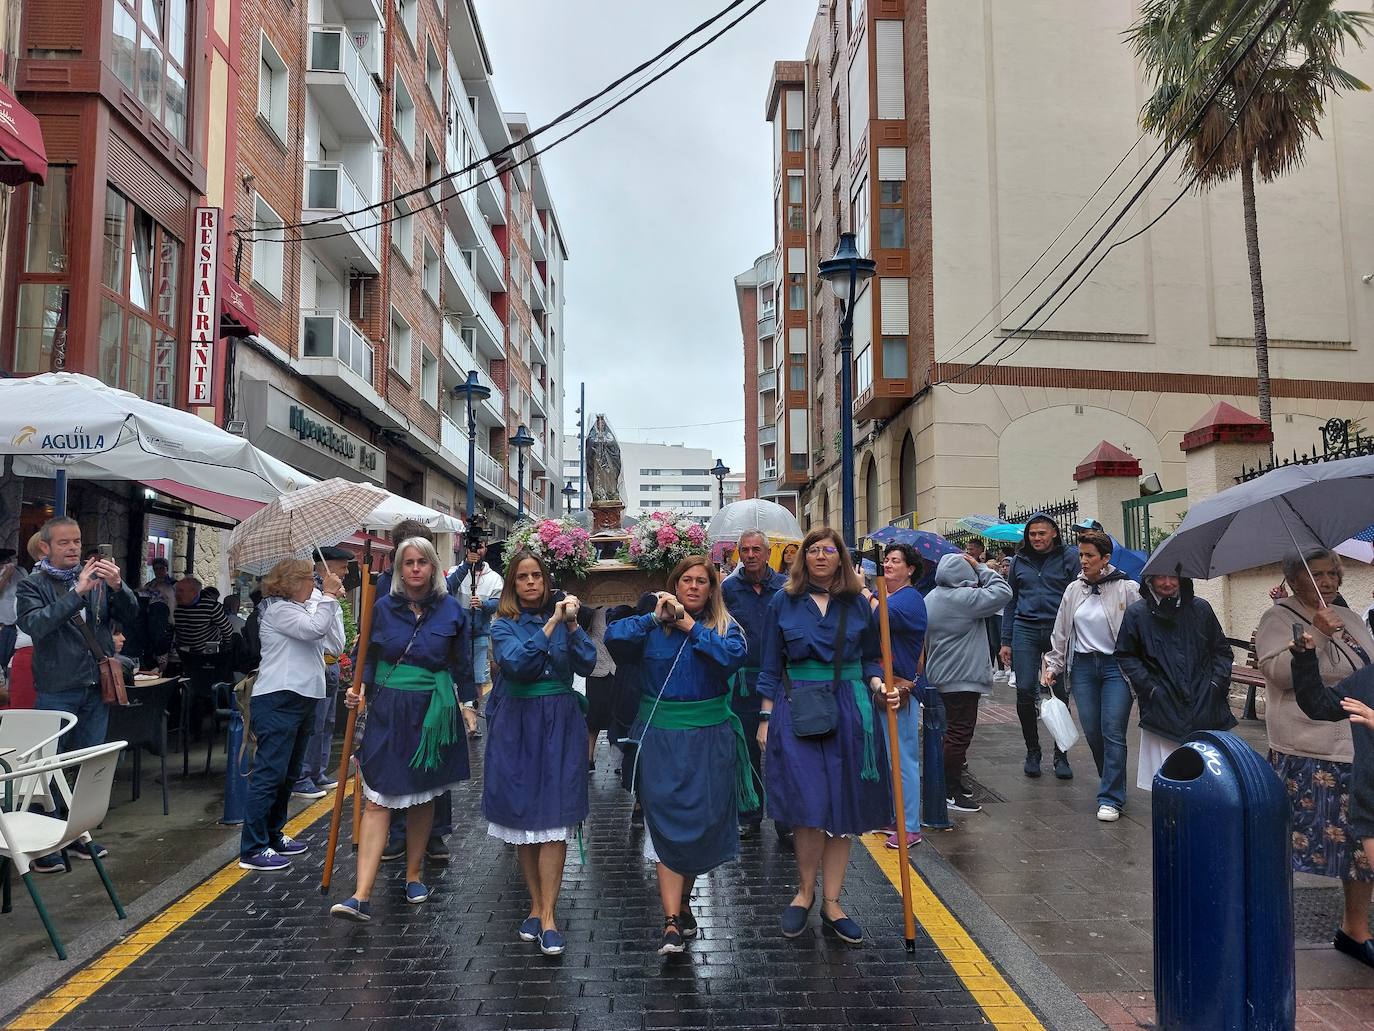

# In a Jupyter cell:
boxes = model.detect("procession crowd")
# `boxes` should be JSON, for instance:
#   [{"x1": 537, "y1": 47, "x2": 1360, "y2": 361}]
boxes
[{"x1": 4, "y1": 510, "x2": 1374, "y2": 967}]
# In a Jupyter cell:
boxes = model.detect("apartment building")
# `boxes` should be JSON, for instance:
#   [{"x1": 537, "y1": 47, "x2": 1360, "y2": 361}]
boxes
[
  {"x1": 230, "y1": 0, "x2": 567, "y2": 534},
  {"x1": 561, "y1": 441, "x2": 724, "y2": 526},
  {"x1": 752, "y1": 0, "x2": 1374, "y2": 535},
  {"x1": 735, "y1": 250, "x2": 797, "y2": 511}
]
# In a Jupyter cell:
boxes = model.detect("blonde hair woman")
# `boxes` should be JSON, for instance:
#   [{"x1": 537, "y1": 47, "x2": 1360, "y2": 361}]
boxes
[
  {"x1": 331, "y1": 538, "x2": 475, "y2": 922},
  {"x1": 239, "y1": 559, "x2": 345, "y2": 873},
  {"x1": 605, "y1": 555, "x2": 749, "y2": 955}
]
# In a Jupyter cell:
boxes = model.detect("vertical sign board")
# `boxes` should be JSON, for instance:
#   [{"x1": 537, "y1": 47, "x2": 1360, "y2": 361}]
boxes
[{"x1": 188, "y1": 207, "x2": 220, "y2": 406}]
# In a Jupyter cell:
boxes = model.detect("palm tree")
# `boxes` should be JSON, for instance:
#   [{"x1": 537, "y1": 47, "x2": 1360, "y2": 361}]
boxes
[{"x1": 1128, "y1": 0, "x2": 1372, "y2": 426}]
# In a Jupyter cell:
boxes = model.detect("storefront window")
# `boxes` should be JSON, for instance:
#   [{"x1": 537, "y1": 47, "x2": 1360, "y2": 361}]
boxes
[
  {"x1": 13, "y1": 284, "x2": 69, "y2": 373},
  {"x1": 100, "y1": 187, "x2": 182, "y2": 403},
  {"x1": 113, "y1": 0, "x2": 189, "y2": 144},
  {"x1": 24, "y1": 168, "x2": 71, "y2": 274}
]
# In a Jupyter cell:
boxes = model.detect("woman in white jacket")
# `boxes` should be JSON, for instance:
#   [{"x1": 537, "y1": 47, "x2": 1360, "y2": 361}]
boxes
[{"x1": 1042, "y1": 529, "x2": 1139, "y2": 822}]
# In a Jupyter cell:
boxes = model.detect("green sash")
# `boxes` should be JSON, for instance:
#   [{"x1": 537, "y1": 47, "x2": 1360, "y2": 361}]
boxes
[
  {"x1": 786, "y1": 659, "x2": 879, "y2": 781},
  {"x1": 376, "y1": 661, "x2": 458, "y2": 772},
  {"x1": 505, "y1": 677, "x2": 589, "y2": 715},
  {"x1": 638, "y1": 694, "x2": 761, "y2": 812},
  {"x1": 729, "y1": 665, "x2": 761, "y2": 699}
]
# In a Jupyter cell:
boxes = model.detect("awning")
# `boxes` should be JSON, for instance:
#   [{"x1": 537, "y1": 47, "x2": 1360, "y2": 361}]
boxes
[
  {"x1": 219, "y1": 270, "x2": 260, "y2": 338},
  {"x1": 0, "y1": 82, "x2": 47, "y2": 187}
]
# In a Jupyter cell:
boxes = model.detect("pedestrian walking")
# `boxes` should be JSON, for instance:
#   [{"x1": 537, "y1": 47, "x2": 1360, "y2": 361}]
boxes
[
  {"x1": 924, "y1": 551, "x2": 1013, "y2": 816},
  {"x1": 1117, "y1": 572, "x2": 1235, "y2": 791},
  {"x1": 606, "y1": 556, "x2": 750, "y2": 954},
  {"x1": 482, "y1": 549, "x2": 595, "y2": 956},
  {"x1": 756, "y1": 526, "x2": 896, "y2": 945},
  {"x1": 446, "y1": 538, "x2": 502, "y2": 739},
  {"x1": 1255, "y1": 549, "x2": 1374, "y2": 968},
  {"x1": 17, "y1": 517, "x2": 139, "y2": 870},
  {"x1": 721, "y1": 529, "x2": 789, "y2": 841},
  {"x1": 1042, "y1": 529, "x2": 1139, "y2": 821},
  {"x1": 863, "y1": 543, "x2": 926, "y2": 848},
  {"x1": 999, "y1": 514, "x2": 1080, "y2": 779},
  {"x1": 238, "y1": 559, "x2": 345, "y2": 873},
  {"x1": 331, "y1": 537, "x2": 475, "y2": 921},
  {"x1": 290, "y1": 547, "x2": 356, "y2": 800}
]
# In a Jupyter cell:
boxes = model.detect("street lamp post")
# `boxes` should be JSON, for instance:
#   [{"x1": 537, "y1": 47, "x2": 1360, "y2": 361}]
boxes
[
  {"x1": 817, "y1": 232, "x2": 876, "y2": 552},
  {"x1": 510, "y1": 423, "x2": 536, "y2": 521},
  {"x1": 451, "y1": 369, "x2": 491, "y2": 527},
  {"x1": 561, "y1": 480, "x2": 577, "y2": 513},
  {"x1": 711, "y1": 458, "x2": 730, "y2": 510}
]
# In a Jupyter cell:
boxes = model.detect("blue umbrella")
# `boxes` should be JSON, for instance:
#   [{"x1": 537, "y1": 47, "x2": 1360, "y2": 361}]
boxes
[
  {"x1": 981, "y1": 523, "x2": 1027, "y2": 543},
  {"x1": 867, "y1": 526, "x2": 963, "y2": 595},
  {"x1": 1109, "y1": 543, "x2": 1148, "y2": 580}
]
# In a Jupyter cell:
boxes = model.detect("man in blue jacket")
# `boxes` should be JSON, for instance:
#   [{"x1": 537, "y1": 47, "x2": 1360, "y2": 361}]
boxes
[
  {"x1": 721, "y1": 530, "x2": 788, "y2": 840},
  {"x1": 999, "y1": 514, "x2": 1080, "y2": 779}
]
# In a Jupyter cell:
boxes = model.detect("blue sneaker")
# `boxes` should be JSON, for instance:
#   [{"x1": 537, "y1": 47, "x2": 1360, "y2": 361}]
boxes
[
  {"x1": 30, "y1": 853, "x2": 65, "y2": 875},
  {"x1": 330, "y1": 898, "x2": 371, "y2": 922},
  {"x1": 70, "y1": 839, "x2": 109, "y2": 860},
  {"x1": 538, "y1": 928, "x2": 566, "y2": 956},
  {"x1": 405, "y1": 880, "x2": 430, "y2": 904},
  {"x1": 316, "y1": 775, "x2": 339, "y2": 790},
  {"x1": 518, "y1": 916, "x2": 542, "y2": 942},
  {"x1": 239, "y1": 848, "x2": 290, "y2": 872},
  {"x1": 276, "y1": 836, "x2": 309, "y2": 856}
]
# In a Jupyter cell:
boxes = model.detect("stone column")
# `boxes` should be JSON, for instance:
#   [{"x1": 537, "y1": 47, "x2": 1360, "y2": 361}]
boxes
[{"x1": 1072, "y1": 441, "x2": 1141, "y2": 543}]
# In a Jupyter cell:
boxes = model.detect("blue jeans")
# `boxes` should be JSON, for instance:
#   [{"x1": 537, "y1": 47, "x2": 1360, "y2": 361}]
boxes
[
  {"x1": 471, "y1": 634, "x2": 491, "y2": 687},
  {"x1": 920, "y1": 685, "x2": 951, "y2": 829},
  {"x1": 880, "y1": 694, "x2": 921, "y2": 832},
  {"x1": 1069, "y1": 652, "x2": 1133, "y2": 810},
  {"x1": 1011, "y1": 619, "x2": 1060, "y2": 757},
  {"x1": 240, "y1": 691, "x2": 315, "y2": 859},
  {"x1": 0, "y1": 623, "x2": 17, "y2": 674},
  {"x1": 296, "y1": 664, "x2": 340, "y2": 787},
  {"x1": 37, "y1": 684, "x2": 108, "y2": 756}
]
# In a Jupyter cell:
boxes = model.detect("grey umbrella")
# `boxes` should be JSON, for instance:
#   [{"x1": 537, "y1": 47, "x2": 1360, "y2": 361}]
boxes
[{"x1": 1142, "y1": 454, "x2": 1374, "y2": 579}]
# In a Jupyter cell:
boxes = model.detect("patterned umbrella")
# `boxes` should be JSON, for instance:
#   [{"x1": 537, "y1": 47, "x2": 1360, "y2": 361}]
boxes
[
  {"x1": 228, "y1": 477, "x2": 389, "y2": 575},
  {"x1": 954, "y1": 515, "x2": 1001, "y2": 536},
  {"x1": 1334, "y1": 523, "x2": 1374, "y2": 565},
  {"x1": 866, "y1": 526, "x2": 963, "y2": 565}
]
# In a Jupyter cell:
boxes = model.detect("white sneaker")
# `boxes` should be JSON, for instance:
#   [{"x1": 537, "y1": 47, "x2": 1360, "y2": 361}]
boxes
[
  {"x1": 1096, "y1": 804, "x2": 1121, "y2": 822},
  {"x1": 1007, "y1": 673, "x2": 1017, "y2": 689}
]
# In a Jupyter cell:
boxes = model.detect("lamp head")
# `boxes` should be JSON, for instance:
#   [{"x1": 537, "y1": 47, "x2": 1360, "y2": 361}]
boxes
[
  {"x1": 711, "y1": 459, "x2": 730, "y2": 479},
  {"x1": 817, "y1": 232, "x2": 876, "y2": 306},
  {"x1": 510, "y1": 424, "x2": 535, "y2": 449},
  {"x1": 561, "y1": 481, "x2": 577, "y2": 498},
  {"x1": 451, "y1": 368, "x2": 491, "y2": 402}
]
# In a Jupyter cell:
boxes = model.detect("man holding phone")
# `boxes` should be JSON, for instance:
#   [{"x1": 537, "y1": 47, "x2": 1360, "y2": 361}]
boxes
[{"x1": 17, "y1": 517, "x2": 138, "y2": 870}]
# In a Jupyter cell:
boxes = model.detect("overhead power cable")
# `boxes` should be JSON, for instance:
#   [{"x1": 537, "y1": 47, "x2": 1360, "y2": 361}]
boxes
[{"x1": 942, "y1": 0, "x2": 1298, "y2": 394}]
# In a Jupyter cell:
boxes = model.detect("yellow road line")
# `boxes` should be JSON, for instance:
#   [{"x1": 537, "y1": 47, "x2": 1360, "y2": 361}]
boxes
[
  {"x1": 4, "y1": 790, "x2": 344, "y2": 1031},
  {"x1": 860, "y1": 833, "x2": 1045, "y2": 1031}
]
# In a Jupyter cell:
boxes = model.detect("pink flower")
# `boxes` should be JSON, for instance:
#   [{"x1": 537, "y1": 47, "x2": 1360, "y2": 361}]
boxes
[
  {"x1": 656, "y1": 527, "x2": 679, "y2": 548},
  {"x1": 686, "y1": 524, "x2": 705, "y2": 546},
  {"x1": 629, "y1": 540, "x2": 643, "y2": 556},
  {"x1": 538, "y1": 521, "x2": 560, "y2": 543},
  {"x1": 550, "y1": 533, "x2": 574, "y2": 558}
]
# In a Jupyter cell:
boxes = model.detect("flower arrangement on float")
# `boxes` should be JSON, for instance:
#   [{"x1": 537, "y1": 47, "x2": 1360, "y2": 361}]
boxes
[
  {"x1": 620, "y1": 510, "x2": 708, "y2": 573},
  {"x1": 507, "y1": 517, "x2": 598, "y2": 582}
]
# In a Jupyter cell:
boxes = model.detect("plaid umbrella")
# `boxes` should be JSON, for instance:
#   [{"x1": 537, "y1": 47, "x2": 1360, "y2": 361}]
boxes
[{"x1": 228, "y1": 477, "x2": 389, "y2": 575}]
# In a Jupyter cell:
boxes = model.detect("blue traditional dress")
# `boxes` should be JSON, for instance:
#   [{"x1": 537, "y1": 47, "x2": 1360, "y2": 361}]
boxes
[
  {"x1": 605, "y1": 613, "x2": 750, "y2": 876},
  {"x1": 358, "y1": 590, "x2": 474, "y2": 807},
  {"x1": 483, "y1": 606, "x2": 597, "y2": 843},
  {"x1": 756, "y1": 590, "x2": 892, "y2": 834},
  {"x1": 721, "y1": 569, "x2": 788, "y2": 824}
]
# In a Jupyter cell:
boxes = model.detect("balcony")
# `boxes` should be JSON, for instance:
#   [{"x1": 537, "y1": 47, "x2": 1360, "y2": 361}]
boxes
[
  {"x1": 300, "y1": 163, "x2": 381, "y2": 273},
  {"x1": 758, "y1": 312, "x2": 776, "y2": 339},
  {"x1": 441, "y1": 319, "x2": 479, "y2": 378},
  {"x1": 298, "y1": 309, "x2": 404, "y2": 429},
  {"x1": 758, "y1": 369, "x2": 777, "y2": 394},
  {"x1": 441, "y1": 413, "x2": 467, "y2": 457},
  {"x1": 530, "y1": 213, "x2": 547, "y2": 261},
  {"x1": 438, "y1": 415, "x2": 521, "y2": 512},
  {"x1": 529, "y1": 321, "x2": 547, "y2": 365},
  {"x1": 306, "y1": 26, "x2": 382, "y2": 141},
  {"x1": 529, "y1": 435, "x2": 547, "y2": 469},
  {"x1": 530, "y1": 265, "x2": 547, "y2": 312},
  {"x1": 476, "y1": 380, "x2": 504, "y2": 427},
  {"x1": 758, "y1": 424, "x2": 778, "y2": 446},
  {"x1": 441, "y1": 226, "x2": 482, "y2": 316},
  {"x1": 529, "y1": 378, "x2": 548, "y2": 417},
  {"x1": 475, "y1": 160, "x2": 506, "y2": 226}
]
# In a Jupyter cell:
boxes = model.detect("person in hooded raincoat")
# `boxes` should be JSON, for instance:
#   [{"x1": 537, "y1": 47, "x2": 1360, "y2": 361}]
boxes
[{"x1": 605, "y1": 555, "x2": 750, "y2": 956}]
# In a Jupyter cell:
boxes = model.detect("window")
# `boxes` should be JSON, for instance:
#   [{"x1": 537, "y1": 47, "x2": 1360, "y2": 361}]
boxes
[
  {"x1": 250, "y1": 195, "x2": 284, "y2": 298},
  {"x1": 391, "y1": 199, "x2": 413, "y2": 267},
  {"x1": 25, "y1": 167, "x2": 71, "y2": 275},
  {"x1": 851, "y1": 177, "x2": 870, "y2": 257},
  {"x1": 389, "y1": 309, "x2": 412, "y2": 380},
  {"x1": 788, "y1": 273, "x2": 805, "y2": 310},
  {"x1": 13, "y1": 167, "x2": 73, "y2": 375},
  {"x1": 878, "y1": 180, "x2": 905, "y2": 249},
  {"x1": 786, "y1": 128, "x2": 803, "y2": 151},
  {"x1": 787, "y1": 172, "x2": 804, "y2": 230},
  {"x1": 855, "y1": 343, "x2": 872, "y2": 395},
  {"x1": 396, "y1": 0, "x2": 417, "y2": 44},
  {"x1": 258, "y1": 32, "x2": 289, "y2": 143},
  {"x1": 882, "y1": 336, "x2": 908, "y2": 379},
  {"x1": 789, "y1": 357, "x2": 805, "y2": 391},
  {"x1": 421, "y1": 348, "x2": 438, "y2": 407},
  {"x1": 422, "y1": 238, "x2": 439, "y2": 304},
  {"x1": 111, "y1": 0, "x2": 188, "y2": 142},
  {"x1": 98, "y1": 187, "x2": 181, "y2": 403},
  {"x1": 393, "y1": 74, "x2": 415, "y2": 154},
  {"x1": 425, "y1": 40, "x2": 442, "y2": 105}
]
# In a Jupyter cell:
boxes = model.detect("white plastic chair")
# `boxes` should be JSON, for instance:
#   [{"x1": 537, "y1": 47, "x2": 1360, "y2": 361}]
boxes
[
  {"x1": 0, "y1": 709, "x2": 79, "y2": 813},
  {"x1": 0, "y1": 741, "x2": 127, "y2": 959}
]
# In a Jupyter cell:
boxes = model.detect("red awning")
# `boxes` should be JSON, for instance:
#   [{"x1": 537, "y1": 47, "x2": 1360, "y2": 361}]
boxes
[
  {"x1": 219, "y1": 270, "x2": 260, "y2": 338},
  {"x1": 0, "y1": 82, "x2": 47, "y2": 187}
]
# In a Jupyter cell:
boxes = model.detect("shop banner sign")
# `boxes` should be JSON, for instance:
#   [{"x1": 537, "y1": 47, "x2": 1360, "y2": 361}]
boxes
[{"x1": 188, "y1": 207, "x2": 220, "y2": 405}]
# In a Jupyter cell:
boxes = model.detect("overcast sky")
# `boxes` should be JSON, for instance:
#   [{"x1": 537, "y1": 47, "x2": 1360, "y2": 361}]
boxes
[{"x1": 476, "y1": 0, "x2": 817, "y2": 470}]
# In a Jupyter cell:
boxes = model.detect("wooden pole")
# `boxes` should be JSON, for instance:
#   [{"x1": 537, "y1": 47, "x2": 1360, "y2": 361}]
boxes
[
  {"x1": 875, "y1": 568, "x2": 918, "y2": 952},
  {"x1": 320, "y1": 560, "x2": 376, "y2": 894}
]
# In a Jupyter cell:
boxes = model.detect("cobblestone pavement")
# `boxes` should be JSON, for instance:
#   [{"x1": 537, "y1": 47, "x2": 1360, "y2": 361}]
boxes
[{"x1": 4, "y1": 745, "x2": 1057, "y2": 1031}]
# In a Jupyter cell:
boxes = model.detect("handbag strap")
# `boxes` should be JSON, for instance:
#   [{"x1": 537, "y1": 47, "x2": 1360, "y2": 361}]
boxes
[
  {"x1": 376, "y1": 605, "x2": 431, "y2": 690},
  {"x1": 70, "y1": 607, "x2": 109, "y2": 663}
]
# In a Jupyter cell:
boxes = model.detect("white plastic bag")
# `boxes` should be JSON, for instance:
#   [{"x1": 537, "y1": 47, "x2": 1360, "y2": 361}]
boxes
[{"x1": 1040, "y1": 694, "x2": 1079, "y2": 753}]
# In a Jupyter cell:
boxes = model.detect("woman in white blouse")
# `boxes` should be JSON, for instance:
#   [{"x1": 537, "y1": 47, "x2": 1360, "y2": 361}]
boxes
[{"x1": 238, "y1": 558, "x2": 345, "y2": 873}]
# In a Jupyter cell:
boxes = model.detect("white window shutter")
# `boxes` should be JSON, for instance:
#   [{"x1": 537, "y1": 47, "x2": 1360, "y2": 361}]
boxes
[
  {"x1": 787, "y1": 247, "x2": 806, "y2": 274},
  {"x1": 789, "y1": 327, "x2": 807, "y2": 354},
  {"x1": 789, "y1": 410, "x2": 808, "y2": 454},
  {"x1": 853, "y1": 284, "x2": 874, "y2": 356},
  {"x1": 877, "y1": 147, "x2": 906, "y2": 181},
  {"x1": 785, "y1": 89, "x2": 803, "y2": 129},
  {"x1": 847, "y1": 38, "x2": 869, "y2": 148},
  {"x1": 880, "y1": 278, "x2": 909, "y2": 335},
  {"x1": 876, "y1": 21, "x2": 905, "y2": 120}
]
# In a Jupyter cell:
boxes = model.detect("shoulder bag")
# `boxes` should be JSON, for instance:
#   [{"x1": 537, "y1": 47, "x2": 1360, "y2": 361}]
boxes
[
  {"x1": 70, "y1": 611, "x2": 129, "y2": 707},
  {"x1": 786, "y1": 599, "x2": 850, "y2": 739}
]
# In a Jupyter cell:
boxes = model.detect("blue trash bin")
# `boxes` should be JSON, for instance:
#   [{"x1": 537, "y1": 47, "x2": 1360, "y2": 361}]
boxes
[{"x1": 1152, "y1": 730, "x2": 1294, "y2": 1031}]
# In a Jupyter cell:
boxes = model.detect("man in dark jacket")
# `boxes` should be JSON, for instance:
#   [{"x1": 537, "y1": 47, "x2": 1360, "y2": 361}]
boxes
[
  {"x1": 999, "y1": 514, "x2": 1080, "y2": 778},
  {"x1": 16, "y1": 517, "x2": 139, "y2": 868},
  {"x1": 1114, "y1": 574, "x2": 1234, "y2": 779}
]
